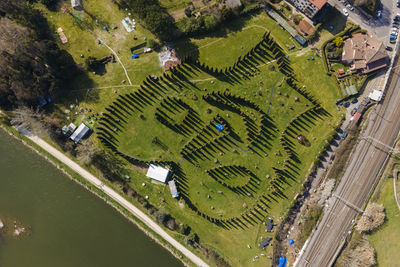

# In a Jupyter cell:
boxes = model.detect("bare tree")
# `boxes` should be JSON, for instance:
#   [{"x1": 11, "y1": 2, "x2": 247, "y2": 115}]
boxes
[
  {"x1": 356, "y1": 203, "x2": 385, "y2": 233},
  {"x1": 10, "y1": 107, "x2": 48, "y2": 137},
  {"x1": 75, "y1": 139, "x2": 99, "y2": 165}
]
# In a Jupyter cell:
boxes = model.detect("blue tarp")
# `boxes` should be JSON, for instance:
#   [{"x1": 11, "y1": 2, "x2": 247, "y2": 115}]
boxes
[
  {"x1": 278, "y1": 257, "x2": 287, "y2": 267},
  {"x1": 216, "y1": 124, "x2": 225, "y2": 132},
  {"x1": 288, "y1": 239, "x2": 295, "y2": 245},
  {"x1": 131, "y1": 54, "x2": 139, "y2": 59}
]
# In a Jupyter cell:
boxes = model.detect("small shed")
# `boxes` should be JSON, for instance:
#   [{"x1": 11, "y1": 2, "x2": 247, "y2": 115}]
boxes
[
  {"x1": 70, "y1": 123, "x2": 90, "y2": 143},
  {"x1": 146, "y1": 164, "x2": 170, "y2": 183},
  {"x1": 168, "y1": 180, "x2": 179, "y2": 198},
  {"x1": 62, "y1": 123, "x2": 77, "y2": 137},
  {"x1": 71, "y1": 0, "x2": 83, "y2": 10}
]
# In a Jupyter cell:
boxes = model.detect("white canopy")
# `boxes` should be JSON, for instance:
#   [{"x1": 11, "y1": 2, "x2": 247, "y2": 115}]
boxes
[
  {"x1": 369, "y1": 89, "x2": 383, "y2": 102},
  {"x1": 146, "y1": 164, "x2": 170, "y2": 183}
]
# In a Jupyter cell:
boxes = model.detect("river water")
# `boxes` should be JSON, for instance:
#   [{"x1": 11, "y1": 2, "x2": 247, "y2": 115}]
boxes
[{"x1": 0, "y1": 129, "x2": 181, "y2": 267}]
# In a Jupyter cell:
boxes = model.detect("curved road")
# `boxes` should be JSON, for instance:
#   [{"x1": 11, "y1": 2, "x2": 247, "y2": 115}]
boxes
[
  {"x1": 18, "y1": 128, "x2": 209, "y2": 267},
  {"x1": 296, "y1": 57, "x2": 400, "y2": 265}
]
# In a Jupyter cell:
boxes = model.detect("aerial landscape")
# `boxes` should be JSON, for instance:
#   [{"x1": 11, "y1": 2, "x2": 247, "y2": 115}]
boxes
[{"x1": 0, "y1": 0, "x2": 399, "y2": 266}]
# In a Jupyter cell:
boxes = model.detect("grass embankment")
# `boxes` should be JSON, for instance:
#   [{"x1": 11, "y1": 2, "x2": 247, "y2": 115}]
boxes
[
  {"x1": 327, "y1": 127, "x2": 360, "y2": 181},
  {"x1": 368, "y1": 175, "x2": 400, "y2": 266},
  {"x1": 32, "y1": 2, "x2": 342, "y2": 265}
]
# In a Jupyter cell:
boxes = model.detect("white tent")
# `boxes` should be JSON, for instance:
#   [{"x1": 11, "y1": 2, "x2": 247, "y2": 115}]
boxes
[
  {"x1": 369, "y1": 89, "x2": 383, "y2": 102},
  {"x1": 146, "y1": 164, "x2": 170, "y2": 183},
  {"x1": 70, "y1": 123, "x2": 90, "y2": 143}
]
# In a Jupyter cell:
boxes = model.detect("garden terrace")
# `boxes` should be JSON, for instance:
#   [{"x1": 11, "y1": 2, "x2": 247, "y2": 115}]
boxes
[{"x1": 96, "y1": 31, "x2": 333, "y2": 231}]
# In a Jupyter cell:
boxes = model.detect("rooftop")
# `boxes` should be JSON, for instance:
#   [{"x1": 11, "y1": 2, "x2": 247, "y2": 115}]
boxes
[{"x1": 309, "y1": 0, "x2": 328, "y2": 9}]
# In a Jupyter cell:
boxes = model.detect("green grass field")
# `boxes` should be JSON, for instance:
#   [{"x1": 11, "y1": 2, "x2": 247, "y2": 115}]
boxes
[
  {"x1": 368, "y1": 177, "x2": 400, "y2": 266},
  {"x1": 36, "y1": 2, "x2": 342, "y2": 265}
]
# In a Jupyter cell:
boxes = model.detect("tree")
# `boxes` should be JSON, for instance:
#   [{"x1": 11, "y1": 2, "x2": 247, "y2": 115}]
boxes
[
  {"x1": 204, "y1": 15, "x2": 218, "y2": 31},
  {"x1": 10, "y1": 107, "x2": 49, "y2": 137},
  {"x1": 76, "y1": 139, "x2": 100, "y2": 165},
  {"x1": 146, "y1": 38, "x2": 156, "y2": 48},
  {"x1": 356, "y1": 203, "x2": 385, "y2": 233},
  {"x1": 333, "y1": 36, "x2": 344, "y2": 47},
  {"x1": 85, "y1": 56, "x2": 101, "y2": 72},
  {"x1": 184, "y1": 6, "x2": 192, "y2": 17},
  {"x1": 154, "y1": 210, "x2": 167, "y2": 225}
]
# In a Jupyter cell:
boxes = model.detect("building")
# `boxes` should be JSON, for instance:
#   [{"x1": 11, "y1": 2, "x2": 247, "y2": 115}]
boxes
[
  {"x1": 297, "y1": 19, "x2": 314, "y2": 36},
  {"x1": 70, "y1": 123, "x2": 90, "y2": 143},
  {"x1": 342, "y1": 32, "x2": 389, "y2": 74},
  {"x1": 146, "y1": 164, "x2": 170, "y2": 183},
  {"x1": 168, "y1": 180, "x2": 179, "y2": 198},
  {"x1": 62, "y1": 123, "x2": 76, "y2": 137},
  {"x1": 288, "y1": 0, "x2": 328, "y2": 18},
  {"x1": 71, "y1": 0, "x2": 83, "y2": 10}
]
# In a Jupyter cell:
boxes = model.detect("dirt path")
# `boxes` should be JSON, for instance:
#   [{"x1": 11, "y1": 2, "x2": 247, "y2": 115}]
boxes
[{"x1": 17, "y1": 127, "x2": 209, "y2": 267}]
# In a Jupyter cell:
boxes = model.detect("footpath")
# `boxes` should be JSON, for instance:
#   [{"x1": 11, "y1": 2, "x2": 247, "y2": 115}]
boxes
[{"x1": 17, "y1": 128, "x2": 209, "y2": 267}]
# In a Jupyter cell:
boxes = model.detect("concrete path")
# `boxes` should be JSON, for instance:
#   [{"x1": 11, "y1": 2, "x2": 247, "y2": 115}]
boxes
[
  {"x1": 393, "y1": 169, "x2": 400, "y2": 211},
  {"x1": 18, "y1": 128, "x2": 209, "y2": 267}
]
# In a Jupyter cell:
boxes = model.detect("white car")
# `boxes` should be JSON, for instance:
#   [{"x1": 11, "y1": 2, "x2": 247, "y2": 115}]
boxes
[
  {"x1": 346, "y1": 4, "x2": 354, "y2": 11},
  {"x1": 343, "y1": 8, "x2": 349, "y2": 17}
]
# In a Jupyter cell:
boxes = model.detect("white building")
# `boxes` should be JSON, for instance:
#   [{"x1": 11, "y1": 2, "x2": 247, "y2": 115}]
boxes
[
  {"x1": 70, "y1": 123, "x2": 90, "y2": 143},
  {"x1": 146, "y1": 164, "x2": 170, "y2": 183},
  {"x1": 288, "y1": 0, "x2": 327, "y2": 18}
]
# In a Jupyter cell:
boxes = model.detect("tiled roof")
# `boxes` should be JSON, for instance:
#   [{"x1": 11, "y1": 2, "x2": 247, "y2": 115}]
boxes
[{"x1": 309, "y1": 0, "x2": 328, "y2": 9}]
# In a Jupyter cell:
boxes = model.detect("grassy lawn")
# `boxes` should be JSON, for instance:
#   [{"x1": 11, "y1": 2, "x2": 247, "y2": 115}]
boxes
[
  {"x1": 368, "y1": 177, "x2": 400, "y2": 266},
  {"x1": 175, "y1": 11, "x2": 302, "y2": 68},
  {"x1": 36, "y1": 2, "x2": 341, "y2": 266},
  {"x1": 160, "y1": 0, "x2": 191, "y2": 12},
  {"x1": 314, "y1": 8, "x2": 349, "y2": 49}
]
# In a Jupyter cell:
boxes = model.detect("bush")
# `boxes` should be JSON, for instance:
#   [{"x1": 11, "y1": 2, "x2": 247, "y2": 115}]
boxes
[
  {"x1": 293, "y1": 14, "x2": 303, "y2": 25},
  {"x1": 154, "y1": 210, "x2": 167, "y2": 225},
  {"x1": 146, "y1": 38, "x2": 156, "y2": 48}
]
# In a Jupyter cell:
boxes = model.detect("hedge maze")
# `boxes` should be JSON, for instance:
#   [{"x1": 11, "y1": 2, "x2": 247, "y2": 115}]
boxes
[{"x1": 96, "y1": 31, "x2": 330, "y2": 230}]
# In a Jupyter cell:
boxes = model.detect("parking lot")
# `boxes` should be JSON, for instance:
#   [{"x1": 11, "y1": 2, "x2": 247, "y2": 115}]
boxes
[{"x1": 328, "y1": 0, "x2": 399, "y2": 47}]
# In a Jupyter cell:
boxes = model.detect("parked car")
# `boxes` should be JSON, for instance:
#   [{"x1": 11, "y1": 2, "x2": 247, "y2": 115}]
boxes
[
  {"x1": 393, "y1": 23, "x2": 400, "y2": 29},
  {"x1": 377, "y1": 10, "x2": 382, "y2": 18},
  {"x1": 341, "y1": 131, "x2": 348, "y2": 140},
  {"x1": 390, "y1": 34, "x2": 397, "y2": 43},
  {"x1": 346, "y1": 4, "x2": 354, "y2": 11},
  {"x1": 343, "y1": 8, "x2": 349, "y2": 16},
  {"x1": 386, "y1": 46, "x2": 393, "y2": 51}
]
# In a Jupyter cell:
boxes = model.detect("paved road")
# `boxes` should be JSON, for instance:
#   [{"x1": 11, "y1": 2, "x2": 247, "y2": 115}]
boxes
[
  {"x1": 329, "y1": 0, "x2": 397, "y2": 45},
  {"x1": 296, "y1": 48, "x2": 400, "y2": 266},
  {"x1": 17, "y1": 128, "x2": 209, "y2": 267}
]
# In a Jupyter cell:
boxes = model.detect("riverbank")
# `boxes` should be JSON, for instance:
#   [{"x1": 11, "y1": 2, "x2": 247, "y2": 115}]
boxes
[{"x1": 0, "y1": 122, "x2": 206, "y2": 267}]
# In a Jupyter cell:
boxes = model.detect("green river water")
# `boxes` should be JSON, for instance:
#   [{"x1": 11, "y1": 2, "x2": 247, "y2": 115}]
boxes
[{"x1": 0, "y1": 129, "x2": 182, "y2": 267}]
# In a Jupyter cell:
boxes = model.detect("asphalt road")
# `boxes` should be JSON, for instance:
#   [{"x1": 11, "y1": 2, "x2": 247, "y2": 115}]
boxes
[
  {"x1": 329, "y1": 0, "x2": 397, "y2": 44},
  {"x1": 296, "y1": 51, "x2": 400, "y2": 266}
]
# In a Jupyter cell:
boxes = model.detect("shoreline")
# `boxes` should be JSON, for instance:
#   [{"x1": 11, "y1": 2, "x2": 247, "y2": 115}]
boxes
[{"x1": 0, "y1": 124, "x2": 196, "y2": 267}]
